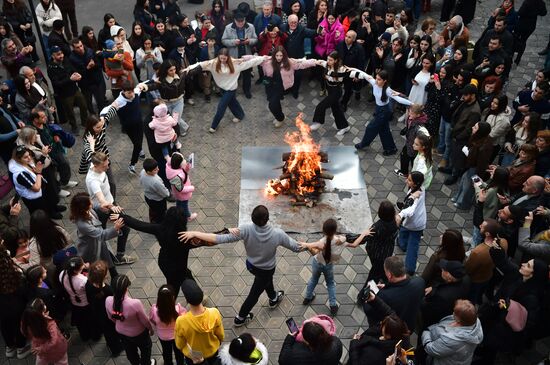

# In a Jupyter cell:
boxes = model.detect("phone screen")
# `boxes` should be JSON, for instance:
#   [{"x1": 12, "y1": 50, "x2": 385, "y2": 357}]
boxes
[
  {"x1": 12, "y1": 193, "x2": 20, "y2": 205},
  {"x1": 286, "y1": 318, "x2": 299, "y2": 333}
]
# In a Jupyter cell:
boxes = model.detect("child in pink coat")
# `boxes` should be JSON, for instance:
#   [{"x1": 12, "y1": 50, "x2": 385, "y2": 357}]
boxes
[
  {"x1": 21, "y1": 298, "x2": 68, "y2": 365},
  {"x1": 149, "y1": 103, "x2": 182, "y2": 160},
  {"x1": 165, "y1": 152, "x2": 197, "y2": 221},
  {"x1": 149, "y1": 285, "x2": 186, "y2": 365}
]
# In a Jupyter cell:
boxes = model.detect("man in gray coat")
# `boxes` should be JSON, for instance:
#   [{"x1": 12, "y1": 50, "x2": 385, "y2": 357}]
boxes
[
  {"x1": 179, "y1": 205, "x2": 302, "y2": 327},
  {"x1": 421, "y1": 299, "x2": 483, "y2": 365},
  {"x1": 221, "y1": 12, "x2": 258, "y2": 98}
]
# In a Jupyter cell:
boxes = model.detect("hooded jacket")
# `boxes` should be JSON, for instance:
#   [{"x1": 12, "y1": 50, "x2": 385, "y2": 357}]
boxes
[
  {"x1": 278, "y1": 333, "x2": 342, "y2": 365},
  {"x1": 174, "y1": 307, "x2": 224, "y2": 359},
  {"x1": 218, "y1": 341, "x2": 269, "y2": 365},
  {"x1": 482, "y1": 107, "x2": 511, "y2": 147},
  {"x1": 421, "y1": 315, "x2": 484, "y2": 365},
  {"x1": 149, "y1": 104, "x2": 177, "y2": 144},
  {"x1": 314, "y1": 18, "x2": 344, "y2": 57},
  {"x1": 165, "y1": 157, "x2": 194, "y2": 201}
]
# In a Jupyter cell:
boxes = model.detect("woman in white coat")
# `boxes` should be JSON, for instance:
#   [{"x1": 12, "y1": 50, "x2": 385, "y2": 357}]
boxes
[{"x1": 218, "y1": 333, "x2": 269, "y2": 365}]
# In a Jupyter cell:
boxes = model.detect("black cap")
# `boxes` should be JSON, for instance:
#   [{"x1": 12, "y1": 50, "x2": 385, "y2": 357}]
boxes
[
  {"x1": 53, "y1": 19, "x2": 65, "y2": 30},
  {"x1": 460, "y1": 84, "x2": 478, "y2": 95},
  {"x1": 50, "y1": 45, "x2": 62, "y2": 54},
  {"x1": 174, "y1": 37, "x2": 186, "y2": 48},
  {"x1": 234, "y1": 12, "x2": 245, "y2": 20},
  {"x1": 181, "y1": 279, "x2": 204, "y2": 306},
  {"x1": 439, "y1": 259, "x2": 466, "y2": 279}
]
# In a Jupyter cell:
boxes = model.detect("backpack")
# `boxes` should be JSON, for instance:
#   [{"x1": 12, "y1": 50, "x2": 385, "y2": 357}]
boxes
[{"x1": 49, "y1": 124, "x2": 76, "y2": 148}]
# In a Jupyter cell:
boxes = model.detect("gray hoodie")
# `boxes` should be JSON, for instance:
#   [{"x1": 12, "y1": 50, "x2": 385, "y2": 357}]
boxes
[
  {"x1": 216, "y1": 223, "x2": 301, "y2": 270},
  {"x1": 421, "y1": 315, "x2": 484, "y2": 365}
]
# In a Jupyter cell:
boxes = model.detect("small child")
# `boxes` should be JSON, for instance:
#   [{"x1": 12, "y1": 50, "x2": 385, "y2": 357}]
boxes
[
  {"x1": 300, "y1": 219, "x2": 352, "y2": 316},
  {"x1": 140, "y1": 158, "x2": 171, "y2": 223},
  {"x1": 21, "y1": 298, "x2": 68, "y2": 365},
  {"x1": 149, "y1": 103, "x2": 181, "y2": 159},
  {"x1": 59, "y1": 257, "x2": 94, "y2": 341},
  {"x1": 395, "y1": 104, "x2": 429, "y2": 178},
  {"x1": 149, "y1": 285, "x2": 186, "y2": 365},
  {"x1": 165, "y1": 152, "x2": 197, "y2": 221},
  {"x1": 85, "y1": 260, "x2": 124, "y2": 356}
]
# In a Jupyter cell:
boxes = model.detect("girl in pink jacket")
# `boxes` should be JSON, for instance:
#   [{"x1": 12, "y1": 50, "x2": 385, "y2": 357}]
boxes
[
  {"x1": 261, "y1": 46, "x2": 317, "y2": 127},
  {"x1": 165, "y1": 152, "x2": 197, "y2": 221},
  {"x1": 314, "y1": 14, "x2": 344, "y2": 96},
  {"x1": 21, "y1": 298, "x2": 68, "y2": 365},
  {"x1": 149, "y1": 284, "x2": 186, "y2": 365},
  {"x1": 149, "y1": 103, "x2": 182, "y2": 160}
]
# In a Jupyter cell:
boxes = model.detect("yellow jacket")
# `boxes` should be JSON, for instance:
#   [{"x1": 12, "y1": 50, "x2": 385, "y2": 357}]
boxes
[{"x1": 174, "y1": 307, "x2": 224, "y2": 359}]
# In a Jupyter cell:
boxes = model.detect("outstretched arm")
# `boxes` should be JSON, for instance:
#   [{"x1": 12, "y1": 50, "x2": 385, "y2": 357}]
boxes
[{"x1": 178, "y1": 231, "x2": 219, "y2": 243}]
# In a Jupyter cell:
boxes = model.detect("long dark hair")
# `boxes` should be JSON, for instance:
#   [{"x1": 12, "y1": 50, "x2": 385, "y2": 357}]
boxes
[
  {"x1": 377, "y1": 70, "x2": 389, "y2": 102},
  {"x1": 287, "y1": 0, "x2": 304, "y2": 17},
  {"x1": 440, "y1": 229, "x2": 466, "y2": 261},
  {"x1": 272, "y1": 46, "x2": 290, "y2": 72},
  {"x1": 327, "y1": 50, "x2": 341, "y2": 72},
  {"x1": 80, "y1": 26, "x2": 99, "y2": 51},
  {"x1": 381, "y1": 313, "x2": 410, "y2": 339},
  {"x1": 415, "y1": 133, "x2": 433, "y2": 167},
  {"x1": 21, "y1": 298, "x2": 51, "y2": 340},
  {"x1": 111, "y1": 275, "x2": 131, "y2": 321},
  {"x1": 487, "y1": 94, "x2": 508, "y2": 116},
  {"x1": 159, "y1": 59, "x2": 180, "y2": 80},
  {"x1": 63, "y1": 257, "x2": 84, "y2": 304},
  {"x1": 302, "y1": 322, "x2": 333, "y2": 352},
  {"x1": 210, "y1": 0, "x2": 224, "y2": 14},
  {"x1": 322, "y1": 219, "x2": 337, "y2": 264},
  {"x1": 158, "y1": 206, "x2": 189, "y2": 245},
  {"x1": 14, "y1": 75, "x2": 40, "y2": 107},
  {"x1": 0, "y1": 244, "x2": 22, "y2": 294},
  {"x1": 487, "y1": 166, "x2": 509, "y2": 195},
  {"x1": 30, "y1": 209, "x2": 68, "y2": 258},
  {"x1": 229, "y1": 333, "x2": 257, "y2": 362},
  {"x1": 409, "y1": 171, "x2": 425, "y2": 193},
  {"x1": 469, "y1": 121, "x2": 491, "y2": 145},
  {"x1": 156, "y1": 284, "x2": 179, "y2": 324},
  {"x1": 70, "y1": 192, "x2": 92, "y2": 222}
]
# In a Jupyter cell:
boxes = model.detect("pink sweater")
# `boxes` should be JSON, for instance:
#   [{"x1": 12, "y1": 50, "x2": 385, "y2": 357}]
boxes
[
  {"x1": 314, "y1": 18, "x2": 345, "y2": 57},
  {"x1": 149, "y1": 103, "x2": 178, "y2": 144},
  {"x1": 59, "y1": 271, "x2": 88, "y2": 306},
  {"x1": 28, "y1": 318, "x2": 68, "y2": 363},
  {"x1": 105, "y1": 294, "x2": 153, "y2": 337},
  {"x1": 261, "y1": 59, "x2": 317, "y2": 90},
  {"x1": 149, "y1": 303, "x2": 186, "y2": 340},
  {"x1": 165, "y1": 158, "x2": 194, "y2": 201}
]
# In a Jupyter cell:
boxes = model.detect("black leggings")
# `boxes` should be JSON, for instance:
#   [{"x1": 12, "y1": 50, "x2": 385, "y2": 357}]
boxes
[
  {"x1": 239, "y1": 263, "x2": 276, "y2": 318},
  {"x1": 160, "y1": 266, "x2": 195, "y2": 298},
  {"x1": 267, "y1": 83, "x2": 285, "y2": 122},
  {"x1": 123, "y1": 123, "x2": 144, "y2": 166},
  {"x1": 159, "y1": 339, "x2": 184, "y2": 365}
]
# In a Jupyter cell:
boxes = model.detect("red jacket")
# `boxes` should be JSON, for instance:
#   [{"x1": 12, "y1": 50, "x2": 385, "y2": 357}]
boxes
[{"x1": 258, "y1": 32, "x2": 288, "y2": 56}]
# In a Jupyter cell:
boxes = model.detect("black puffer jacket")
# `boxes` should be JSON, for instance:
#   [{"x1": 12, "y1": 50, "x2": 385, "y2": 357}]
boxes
[
  {"x1": 278, "y1": 334, "x2": 342, "y2": 365},
  {"x1": 348, "y1": 327, "x2": 399, "y2": 365}
]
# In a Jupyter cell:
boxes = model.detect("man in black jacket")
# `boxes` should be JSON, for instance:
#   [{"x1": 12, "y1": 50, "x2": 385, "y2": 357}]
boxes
[
  {"x1": 335, "y1": 30, "x2": 365, "y2": 111},
  {"x1": 47, "y1": 46, "x2": 88, "y2": 134},
  {"x1": 363, "y1": 256, "x2": 425, "y2": 332},
  {"x1": 281, "y1": 14, "x2": 317, "y2": 98},
  {"x1": 420, "y1": 260, "x2": 470, "y2": 331},
  {"x1": 48, "y1": 20, "x2": 71, "y2": 57},
  {"x1": 473, "y1": 16, "x2": 514, "y2": 60},
  {"x1": 69, "y1": 38, "x2": 106, "y2": 114}
]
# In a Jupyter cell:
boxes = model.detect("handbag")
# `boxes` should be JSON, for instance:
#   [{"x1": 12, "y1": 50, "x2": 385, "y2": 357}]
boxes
[
  {"x1": 0, "y1": 175, "x2": 14, "y2": 199},
  {"x1": 48, "y1": 124, "x2": 76, "y2": 148},
  {"x1": 505, "y1": 300, "x2": 528, "y2": 332}
]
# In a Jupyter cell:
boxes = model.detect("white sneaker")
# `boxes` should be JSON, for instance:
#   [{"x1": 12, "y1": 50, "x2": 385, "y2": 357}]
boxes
[
  {"x1": 273, "y1": 119, "x2": 283, "y2": 128},
  {"x1": 58, "y1": 189, "x2": 71, "y2": 198},
  {"x1": 62, "y1": 181, "x2": 78, "y2": 188},
  {"x1": 186, "y1": 98, "x2": 195, "y2": 105},
  {"x1": 232, "y1": 118, "x2": 241, "y2": 123},
  {"x1": 5, "y1": 347, "x2": 16, "y2": 358},
  {"x1": 209, "y1": 128, "x2": 216, "y2": 133},
  {"x1": 336, "y1": 126, "x2": 351, "y2": 135},
  {"x1": 16, "y1": 345, "x2": 31, "y2": 360},
  {"x1": 188, "y1": 212, "x2": 198, "y2": 221},
  {"x1": 310, "y1": 122, "x2": 322, "y2": 131},
  {"x1": 128, "y1": 165, "x2": 137, "y2": 175}
]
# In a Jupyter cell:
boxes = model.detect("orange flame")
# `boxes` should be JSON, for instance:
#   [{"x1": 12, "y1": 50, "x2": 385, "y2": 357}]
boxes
[{"x1": 265, "y1": 114, "x2": 323, "y2": 196}]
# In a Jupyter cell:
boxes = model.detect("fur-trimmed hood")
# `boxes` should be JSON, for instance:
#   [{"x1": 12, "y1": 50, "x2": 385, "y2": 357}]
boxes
[{"x1": 218, "y1": 341, "x2": 269, "y2": 365}]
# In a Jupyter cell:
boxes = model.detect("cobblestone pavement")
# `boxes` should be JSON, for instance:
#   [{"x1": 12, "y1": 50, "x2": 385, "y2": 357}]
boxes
[{"x1": 1, "y1": 0, "x2": 550, "y2": 364}]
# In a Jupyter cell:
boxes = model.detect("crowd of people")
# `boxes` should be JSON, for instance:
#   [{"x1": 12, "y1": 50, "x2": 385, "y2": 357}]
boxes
[{"x1": 0, "y1": 0, "x2": 550, "y2": 364}]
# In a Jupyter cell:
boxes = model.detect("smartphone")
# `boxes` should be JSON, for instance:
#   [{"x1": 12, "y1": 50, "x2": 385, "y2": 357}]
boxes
[
  {"x1": 38, "y1": 155, "x2": 47, "y2": 164},
  {"x1": 318, "y1": 25, "x2": 324, "y2": 33},
  {"x1": 286, "y1": 317, "x2": 299, "y2": 333},
  {"x1": 471, "y1": 175, "x2": 481, "y2": 184},
  {"x1": 394, "y1": 339, "x2": 403, "y2": 361},
  {"x1": 12, "y1": 193, "x2": 20, "y2": 205},
  {"x1": 433, "y1": 73, "x2": 439, "y2": 82},
  {"x1": 118, "y1": 48, "x2": 124, "y2": 54},
  {"x1": 367, "y1": 280, "x2": 379, "y2": 294}
]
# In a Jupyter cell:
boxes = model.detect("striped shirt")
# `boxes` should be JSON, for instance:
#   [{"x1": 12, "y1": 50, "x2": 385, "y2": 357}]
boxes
[{"x1": 78, "y1": 106, "x2": 117, "y2": 175}]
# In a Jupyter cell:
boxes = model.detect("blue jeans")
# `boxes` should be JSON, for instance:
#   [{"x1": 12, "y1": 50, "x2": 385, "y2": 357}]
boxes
[
  {"x1": 358, "y1": 104, "x2": 396, "y2": 152},
  {"x1": 501, "y1": 151, "x2": 515, "y2": 167},
  {"x1": 405, "y1": 0, "x2": 421, "y2": 20},
  {"x1": 438, "y1": 117, "x2": 452, "y2": 161},
  {"x1": 454, "y1": 167, "x2": 476, "y2": 209},
  {"x1": 398, "y1": 227, "x2": 422, "y2": 275},
  {"x1": 212, "y1": 89, "x2": 245, "y2": 130},
  {"x1": 165, "y1": 98, "x2": 189, "y2": 133},
  {"x1": 176, "y1": 200, "x2": 190, "y2": 218},
  {"x1": 42, "y1": 35, "x2": 51, "y2": 60},
  {"x1": 305, "y1": 258, "x2": 336, "y2": 306}
]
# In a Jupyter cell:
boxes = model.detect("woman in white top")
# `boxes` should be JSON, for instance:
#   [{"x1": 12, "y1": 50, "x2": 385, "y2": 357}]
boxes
[
  {"x1": 299, "y1": 218, "x2": 354, "y2": 316},
  {"x1": 412, "y1": 133, "x2": 433, "y2": 189},
  {"x1": 135, "y1": 35, "x2": 163, "y2": 83},
  {"x1": 35, "y1": 0, "x2": 61, "y2": 58},
  {"x1": 408, "y1": 54, "x2": 435, "y2": 105},
  {"x1": 351, "y1": 69, "x2": 413, "y2": 155},
  {"x1": 187, "y1": 49, "x2": 268, "y2": 133}
]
